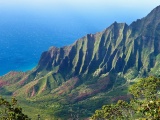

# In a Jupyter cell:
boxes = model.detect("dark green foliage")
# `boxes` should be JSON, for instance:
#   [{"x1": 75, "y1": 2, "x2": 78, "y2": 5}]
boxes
[
  {"x1": 92, "y1": 100, "x2": 134, "y2": 120},
  {"x1": 0, "y1": 97, "x2": 30, "y2": 120},
  {"x1": 129, "y1": 76, "x2": 160, "y2": 119},
  {"x1": 129, "y1": 76, "x2": 160, "y2": 101},
  {"x1": 91, "y1": 76, "x2": 160, "y2": 120}
]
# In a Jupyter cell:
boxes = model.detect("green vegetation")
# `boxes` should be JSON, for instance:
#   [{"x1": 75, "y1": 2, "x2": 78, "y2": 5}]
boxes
[
  {"x1": 0, "y1": 97, "x2": 30, "y2": 120},
  {"x1": 91, "y1": 76, "x2": 160, "y2": 120}
]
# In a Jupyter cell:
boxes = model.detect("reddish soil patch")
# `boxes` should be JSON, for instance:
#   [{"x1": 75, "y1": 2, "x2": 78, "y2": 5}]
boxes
[
  {"x1": 111, "y1": 94, "x2": 132, "y2": 102},
  {"x1": 72, "y1": 76, "x2": 111, "y2": 102}
]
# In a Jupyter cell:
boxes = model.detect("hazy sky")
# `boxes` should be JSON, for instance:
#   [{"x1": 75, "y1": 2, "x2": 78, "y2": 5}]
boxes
[
  {"x1": 0, "y1": 0, "x2": 160, "y2": 25},
  {"x1": 0, "y1": 0, "x2": 159, "y2": 8},
  {"x1": 0, "y1": 0, "x2": 159, "y2": 9}
]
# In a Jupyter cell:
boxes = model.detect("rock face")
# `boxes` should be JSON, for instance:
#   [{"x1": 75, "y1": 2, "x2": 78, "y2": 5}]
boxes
[
  {"x1": 36, "y1": 5, "x2": 160, "y2": 80},
  {"x1": 1, "y1": 5, "x2": 160, "y2": 119}
]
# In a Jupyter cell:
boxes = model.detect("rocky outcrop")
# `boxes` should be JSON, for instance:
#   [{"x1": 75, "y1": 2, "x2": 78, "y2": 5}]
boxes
[{"x1": 36, "y1": 5, "x2": 160, "y2": 79}]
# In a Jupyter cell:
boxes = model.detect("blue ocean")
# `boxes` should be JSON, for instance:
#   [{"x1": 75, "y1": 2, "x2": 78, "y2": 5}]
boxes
[{"x1": 0, "y1": 2, "x2": 155, "y2": 76}]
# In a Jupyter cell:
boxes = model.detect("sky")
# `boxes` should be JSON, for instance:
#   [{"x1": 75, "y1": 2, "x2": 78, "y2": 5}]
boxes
[
  {"x1": 0, "y1": 0, "x2": 159, "y2": 8},
  {"x1": 0, "y1": 0, "x2": 159, "y2": 10},
  {"x1": 0, "y1": 0, "x2": 160, "y2": 28},
  {"x1": 0, "y1": 1, "x2": 159, "y2": 31}
]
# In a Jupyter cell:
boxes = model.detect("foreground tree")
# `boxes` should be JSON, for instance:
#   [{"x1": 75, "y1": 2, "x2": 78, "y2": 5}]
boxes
[
  {"x1": 91, "y1": 76, "x2": 160, "y2": 120},
  {"x1": 0, "y1": 97, "x2": 30, "y2": 120},
  {"x1": 92, "y1": 100, "x2": 134, "y2": 120},
  {"x1": 129, "y1": 76, "x2": 160, "y2": 119}
]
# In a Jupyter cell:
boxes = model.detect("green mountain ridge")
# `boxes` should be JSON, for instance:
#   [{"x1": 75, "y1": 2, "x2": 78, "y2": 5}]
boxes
[{"x1": 1, "y1": 5, "x2": 160, "y2": 119}]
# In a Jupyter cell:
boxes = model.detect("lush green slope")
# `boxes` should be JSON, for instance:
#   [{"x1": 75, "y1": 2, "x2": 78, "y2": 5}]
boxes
[
  {"x1": 1, "y1": 5, "x2": 160, "y2": 119},
  {"x1": 92, "y1": 76, "x2": 160, "y2": 120}
]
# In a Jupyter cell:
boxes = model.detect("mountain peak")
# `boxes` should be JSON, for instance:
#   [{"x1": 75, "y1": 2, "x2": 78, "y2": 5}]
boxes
[
  {"x1": 153, "y1": 5, "x2": 160, "y2": 11},
  {"x1": 144, "y1": 5, "x2": 160, "y2": 24}
]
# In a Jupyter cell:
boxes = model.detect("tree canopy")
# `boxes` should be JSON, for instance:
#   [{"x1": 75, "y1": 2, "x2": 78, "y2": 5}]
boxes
[
  {"x1": 91, "y1": 76, "x2": 160, "y2": 120},
  {"x1": 0, "y1": 97, "x2": 30, "y2": 120}
]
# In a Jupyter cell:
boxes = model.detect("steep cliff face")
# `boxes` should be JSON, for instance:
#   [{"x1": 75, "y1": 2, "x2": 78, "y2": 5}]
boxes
[
  {"x1": 1, "y1": 5, "x2": 160, "y2": 119},
  {"x1": 36, "y1": 23, "x2": 132, "y2": 78},
  {"x1": 35, "y1": 6, "x2": 160, "y2": 80},
  {"x1": 6, "y1": 5, "x2": 160, "y2": 98}
]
